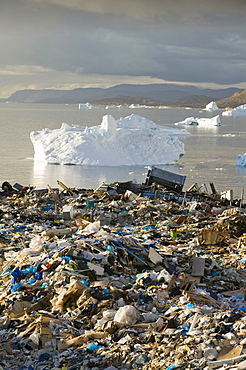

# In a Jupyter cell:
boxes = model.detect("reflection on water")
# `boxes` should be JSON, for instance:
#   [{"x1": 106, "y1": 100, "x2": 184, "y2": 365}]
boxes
[
  {"x1": 31, "y1": 159, "x2": 246, "y2": 199},
  {"x1": 181, "y1": 125, "x2": 220, "y2": 135},
  {"x1": 31, "y1": 160, "x2": 147, "y2": 189},
  {"x1": 31, "y1": 160, "x2": 183, "y2": 189},
  {"x1": 236, "y1": 165, "x2": 246, "y2": 176}
]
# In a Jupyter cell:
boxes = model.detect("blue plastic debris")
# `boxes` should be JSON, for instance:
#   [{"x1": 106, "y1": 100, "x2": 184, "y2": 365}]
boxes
[
  {"x1": 103, "y1": 288, "x2": 110, "y2": 298},
  {"x1": 234, "y1": 307, "x2": 246, "y2": 313},
  {"x1": 86, "y1": 343, "x2": 102, "y2": 352},
  {"x1": 28, "y1": 278, "x2": 37, "y2": 284},
  {"x1": 35, "y1": 270, "x2": 43, "y2": 280},
  {"x1": 143, "y1": 225, "x2": 156, "y2": 231},
  {"x1": 81, "y1": 279, "x2": 90, "y2": 286},
  {"x1": 11, "y1": 266, "x2": 38, "y2": 283},
  {"x1": 38, "y1": 352, "x2": 50, "y2": 362},
  {"x1": 10, "y1": 282, "x2": 25, "y2": 292},
  {"x1": 106, "y1": 245, "x2": 115, "y2": 253},
  {"x1": 186, "y1": 303, "x2": 196, "y2": 309},
  {"x1": 21, "y1": 266, "x2": 37, "y2": 274},
  {"x1": 44, "y1": 204, "x2": 53, "y2": 211},
  {"x1": 11, "y1": 267, "x2": 22, "y2": 282},
  {"x1": 61, "y1": 256, "x2": 72, "y2": 262}
]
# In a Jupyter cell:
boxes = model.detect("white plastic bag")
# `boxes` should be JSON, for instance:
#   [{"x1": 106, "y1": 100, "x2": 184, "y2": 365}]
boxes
[{"x1": 114, "y1": 305, "x2": 139, "y2": 327}]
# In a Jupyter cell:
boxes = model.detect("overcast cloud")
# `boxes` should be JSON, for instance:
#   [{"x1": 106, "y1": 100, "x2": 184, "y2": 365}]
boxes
[{"x1": 1, "y1": 0, "x2": 246, "y2": 97}]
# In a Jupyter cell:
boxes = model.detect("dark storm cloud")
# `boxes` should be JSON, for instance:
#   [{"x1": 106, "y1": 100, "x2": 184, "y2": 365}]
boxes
[{"x1": 1, "y1": 0, "x2": 246, "y2": 95}]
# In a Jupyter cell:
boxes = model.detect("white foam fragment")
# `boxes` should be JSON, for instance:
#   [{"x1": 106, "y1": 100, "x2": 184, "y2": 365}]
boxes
[
  {"x1": 222, "y1": 104, "x2": 246, "y2": 116},
  {"x1": 236, "y1": 153, "x2": 246, "y2": 167},
  {"x1": 30, "y1": 114, "x2": 190, "y2": 166},
  {"x1": 174, "y1": 115, "x2": 221, "y2": 126}
]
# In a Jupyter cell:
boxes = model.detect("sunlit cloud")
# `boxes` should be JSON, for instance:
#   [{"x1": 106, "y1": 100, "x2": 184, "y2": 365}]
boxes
[
  {"x1": 31, "y1": 0, "x2": 246, "y2": 24},
  {"x1": 2, "y1": 84, "x2": 39, "y2": 98},
  {"x1": 0, "y1": 65, "x2": 54, "y2": 76}
]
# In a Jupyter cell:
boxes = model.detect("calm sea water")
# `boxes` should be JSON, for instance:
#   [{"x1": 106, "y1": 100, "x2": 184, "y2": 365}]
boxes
[{"x1": 0, "y1": 103, "x2": 245, "y2": 198}]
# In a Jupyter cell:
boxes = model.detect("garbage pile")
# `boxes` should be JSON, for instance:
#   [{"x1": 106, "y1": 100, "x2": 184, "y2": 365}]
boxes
[{"x1": 0, "y1": 179, "x2": 246, "y2": 370}]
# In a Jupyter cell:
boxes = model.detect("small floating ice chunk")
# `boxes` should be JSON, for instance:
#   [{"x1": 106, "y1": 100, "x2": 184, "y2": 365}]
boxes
[
  {"x1": 204, "y1": 101, "x2": 218, "y2": 111},
  {"x1": 197, "y1": 115, "x2": 221, "y2": 126},
  {"x1": 106, "y1": 105, "x2": 123, "y2": 109},
  {"x1": 175, "y1": 117, "x2": 199, "y2": 126},
  {"x1": 79, "y1": 102, "x2": 100, "y2": 109},
  {"x1": 236, "y1": 153, "x2": 246, "y2": 167},
  {"x1": 222, "y1": 104, "x2": 246, "y2": 116},
  {"x1": 129, "y1": 104, "x2": 149, "y2": 108},
  {"x1": 175, "y1": 115, "x2": 221, "y2": 126}
]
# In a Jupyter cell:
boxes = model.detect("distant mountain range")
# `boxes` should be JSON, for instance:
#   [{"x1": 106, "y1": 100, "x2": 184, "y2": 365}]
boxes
[{"x1": 3, "y1": 83, "x2": 246, "y2": 108}]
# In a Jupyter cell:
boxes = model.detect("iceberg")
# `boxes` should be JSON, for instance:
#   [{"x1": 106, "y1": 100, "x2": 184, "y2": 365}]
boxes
[
  {"x1": 129, "y1": 104, "x2": 149, "y2": 108},
  {"x1": 30, "y1": 114, "x2": 190, "y2": 166},
  {"x1": 204, "y1": 101, "x2": 218, "y2": 111},
  {"x1": 106, "y1": 105, "x2": 123, "y2": 109},
  {"x1": 79, "y1": 102, "x2": 100, "y2": 109},
  {"x1": 174, "y1": 115, "x2": 221, "y2": 126},
  {"x1": 222, "y1": 104, "x2": 246, "y2": 116},
  {"x1": 236, "y1": 153, "x2": 246, "y2": 167}
]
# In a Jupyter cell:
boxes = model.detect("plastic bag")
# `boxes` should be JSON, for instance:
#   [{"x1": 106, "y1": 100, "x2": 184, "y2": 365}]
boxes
[{"x1": 114, "y1": 305, "x2": 139, "y2": 327}]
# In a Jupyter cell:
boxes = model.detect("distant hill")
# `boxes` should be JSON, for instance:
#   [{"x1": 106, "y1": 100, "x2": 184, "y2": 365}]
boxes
[
  {"x1": 169, "y1": 95, "x2": 216, "y2": 108},
  {"x1": 92, "y1": 95, "x2": 167, "y2": 107},
  {"x1": 7, "y1": 84, "x2": 241, "y2": 106},
  {"x1": 92, "y1": 94, "x2": 216, "y2": 108},
  {"x1": 216, "y1": 89, "x2": 246, "y2": 109}
]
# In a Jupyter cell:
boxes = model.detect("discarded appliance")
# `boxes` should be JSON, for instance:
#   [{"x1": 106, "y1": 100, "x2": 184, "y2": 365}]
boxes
[
  {"x1": 221, "y1": 189, "x2": 233, "y2": 202},
  {"x1": 145, "y1": 166, "x2": 186, "y2": 192}
]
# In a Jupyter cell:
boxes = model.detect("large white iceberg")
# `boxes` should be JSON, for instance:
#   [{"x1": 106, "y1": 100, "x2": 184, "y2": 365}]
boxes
[
  {"x1": 174, "y1": 115, "x2": 221, "y2": 126},
  {"x1": 236, "y1": 153, "x2": 246, "y2": 167},
  {"x1": 222, "y1": 104, "x2": 246, "y2": 116},
  {"x1": 30, "y1": 114, "x2": 190, "y2": 166},
  {"x1": 204, "y1": 101, "x2": 218, "y2": 111}
]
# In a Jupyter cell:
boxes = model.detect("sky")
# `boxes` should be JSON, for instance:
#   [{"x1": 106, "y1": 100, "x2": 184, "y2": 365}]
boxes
[{"x1": 1, "y1": 0, "x2": 246, "y2": 98}]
